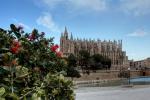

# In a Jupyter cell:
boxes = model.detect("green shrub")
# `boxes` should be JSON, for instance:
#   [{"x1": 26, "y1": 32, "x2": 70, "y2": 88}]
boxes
[{"x1": 0, "y1": 24, "x2": 75, "y2": 100}]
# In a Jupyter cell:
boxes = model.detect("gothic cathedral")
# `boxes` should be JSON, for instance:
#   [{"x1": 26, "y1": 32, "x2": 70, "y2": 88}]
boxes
[{"x1": 60, "y1": 27, "x2": 129, "y2": 70}]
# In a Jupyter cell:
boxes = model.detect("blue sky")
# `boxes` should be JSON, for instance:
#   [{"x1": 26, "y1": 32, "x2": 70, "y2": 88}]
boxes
[{"x1": 0, "y1": 0, "x2": 150, "y2": 61}]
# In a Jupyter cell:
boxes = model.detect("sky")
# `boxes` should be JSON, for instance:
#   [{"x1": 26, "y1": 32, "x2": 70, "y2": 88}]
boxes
[{"x1": 0, "y1": 0, "x2": 150, "y2": 61}]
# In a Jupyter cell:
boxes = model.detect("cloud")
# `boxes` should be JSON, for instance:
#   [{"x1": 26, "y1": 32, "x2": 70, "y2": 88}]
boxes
[
  {"x1": 127, "y1": 29, "x2": 148, "y2": 37},
  {"x1": 120, "y1": 0, "x2": 150, "y2": 16},
  {"x1": 36, "y1": 12, "x2": 60, "y2": 33},
  {"x1": 69, "y1": 0, "x2": 107, "y2": 12},
  {"x1": 39, "y1": 0, "x2": 108, "y2": 12},
  {"x1": 36, "y1": 0, "x2": 150, "y2": 16},
  {"x1": 39, "y1": 0, "x2": 64, "y2": 8}
]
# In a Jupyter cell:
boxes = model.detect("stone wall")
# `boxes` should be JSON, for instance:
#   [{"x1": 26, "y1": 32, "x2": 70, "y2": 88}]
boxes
[{"x1": 74, "y1": 70, "x2": 150, "y2": 81}]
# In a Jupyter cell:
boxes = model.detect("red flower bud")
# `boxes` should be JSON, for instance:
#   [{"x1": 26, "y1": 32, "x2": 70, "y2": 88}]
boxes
[
  {"x1": 50, "y1": 44, "x2": 59, "y2": 52},
  {"x1": 10, "y1": 40, "x2": 21, "y2": 54}
]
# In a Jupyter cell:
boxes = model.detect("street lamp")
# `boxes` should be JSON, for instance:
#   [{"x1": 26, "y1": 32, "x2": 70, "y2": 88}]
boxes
[{"x1": 128, "y1": 67, "x2": 131, "y2": 85}]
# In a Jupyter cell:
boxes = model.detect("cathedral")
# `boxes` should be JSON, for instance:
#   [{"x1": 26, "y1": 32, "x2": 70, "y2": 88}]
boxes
[{"x1": 60, "y1": 27, "x2": 129, "y2": 70}]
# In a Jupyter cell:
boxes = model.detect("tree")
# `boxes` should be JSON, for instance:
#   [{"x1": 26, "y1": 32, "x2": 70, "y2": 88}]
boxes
[
  {"x1": 102, "y1": 57, "x2": 111, "y2": 69},
  {"x1": 90, "y1": 54, "x2": 112, "y2": 70},
  {"x1": 90, "y1": 54, "x2": 103, "y2": 71},
  {"x1": 92, "y1": 54, "x2": 104, "y2": 63},
  {"x1": 67, "y1": 53, "x2": 77, "y2": 67},
  {"x1": 67, "y1": 67, "x2": 81, "y2": 80},
  {"x1": 67, "y1": 54, "x2": 81, "y2": 79},
  {"x1": 78, "y1": 50, "x2": 90, "y2": 74}
]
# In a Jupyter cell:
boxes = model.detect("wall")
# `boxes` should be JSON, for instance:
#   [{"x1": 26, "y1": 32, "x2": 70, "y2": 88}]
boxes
[{"x1": 74, "y1": 70, "x2": 150, "y2": 81}]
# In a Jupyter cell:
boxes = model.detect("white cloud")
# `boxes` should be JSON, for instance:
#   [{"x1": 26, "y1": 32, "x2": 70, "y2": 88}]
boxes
[
  {"x1": 127, "y1": 29, "x2": 148, "y2": 37},
  {"x1": 69, "y1": 0, "x2": 107, "y2": 12},
  {"x1": 40, "y1": 0, "x2": 64, "y2": 8},
  {"x1": 36, "y1": 12, "x2": 60, "y2": 33},
  {"x1": 36, "y1": 0, "x2": 150, "y2": 16},
  {"x1": 39, "y1": 0, "x2": 108, "y2": 12},
  {"x1": 120, "y1": 0, "x2": 150, "y2": 16}
]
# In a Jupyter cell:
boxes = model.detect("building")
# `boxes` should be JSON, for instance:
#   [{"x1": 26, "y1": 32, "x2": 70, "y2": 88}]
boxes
[
  {"x1": 129, "y1": 58, "x2": 150, "y2": 70},
  {"x1": 60, "y1": 27, "x2": 129, "y2": 70}
]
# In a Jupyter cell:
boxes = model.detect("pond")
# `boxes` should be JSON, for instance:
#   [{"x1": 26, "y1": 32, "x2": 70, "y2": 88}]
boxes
[
  {"x1": 110, "y1": 76, "x2": 150, "y2": 86},
  {"x1": 129, "y1": 76, "x2": 150, "y2": 85}
]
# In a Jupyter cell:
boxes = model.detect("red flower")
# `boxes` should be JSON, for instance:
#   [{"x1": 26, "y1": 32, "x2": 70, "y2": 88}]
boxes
[
  {"x1": 56, "y1": 51, "x2": 62, "y2": 57},
  {"x1": 10, "y1": 47, "x2": 19, "y2": 54},
  {"x1": 50, "y1": 44, "x2": 59, "y2": 52},
  {"x1": 10, "y1": 40, "x2": 21, "y2": 54},
  {"x1": 13, "y1": 40, "x2": 20, "y2": 47}
]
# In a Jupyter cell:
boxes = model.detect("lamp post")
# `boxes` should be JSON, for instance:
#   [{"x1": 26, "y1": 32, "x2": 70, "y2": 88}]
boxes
[{"x1": 128, "y1": 67, "x2": 131, "y2": 85}]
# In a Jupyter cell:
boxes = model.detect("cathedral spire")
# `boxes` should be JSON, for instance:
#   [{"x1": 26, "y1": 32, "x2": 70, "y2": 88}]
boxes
[
  {"x1": 64, "y1": 26, "x2": 68, "y2": 39},
  {"x1": 120, "y1": 40, "x2": 122, "y2": 50},
  {"x1": 61, "y1": 32, "x2": 63, "y2": 37},
  {"x1": 121, "y1": 40, "x2": 122, "y2": 46},
  {"x1": 70, "y1": 32, "x2": 73, "y2": 40},
  {"x1": 64, "y1": 26, "x2": 68, "y2": 34}
]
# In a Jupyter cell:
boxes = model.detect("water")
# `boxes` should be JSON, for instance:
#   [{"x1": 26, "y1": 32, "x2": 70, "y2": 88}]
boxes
[
  {"x1": 130, "y1": 76, "x2": 150, "y2": 85},
  {"x1": 131, "y1": 76, "x2": 150, "y2": 82}
]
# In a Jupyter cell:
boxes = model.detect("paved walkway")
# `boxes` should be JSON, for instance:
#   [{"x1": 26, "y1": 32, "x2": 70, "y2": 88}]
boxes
[{"x1": 75, "y1": 85, "x2": 150, "y2": 100}]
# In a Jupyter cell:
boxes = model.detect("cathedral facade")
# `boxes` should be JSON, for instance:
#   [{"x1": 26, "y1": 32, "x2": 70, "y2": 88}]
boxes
[{"x1": 60, "y1": 27, "x2": 129, "y2": 70}]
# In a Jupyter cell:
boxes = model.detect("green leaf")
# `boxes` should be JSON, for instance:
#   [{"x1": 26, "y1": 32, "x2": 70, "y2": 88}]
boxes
[
  {"x1": 10, "y1": 24, "x2": 17, "y2": 32},
  {"x1": 37, "y1": 88, "x2": 45, "y2": 96},
  {"x1": 6, "y1": 93, "x2": 19, "y2": 100},
  {"x1": 0, "y1": 97, "x2": 5, "y2": 100},
  {"x1": 0, "y1": 67, "x2": 9, "y2": 75},
  {"x1": 32, "y1": 93, "x2": 41, "y2": 100},
  {"x1": 3, "y1": 78, "x2": 10, "y2": 82},
  {"x1": 0, "y1": 87, "x2": 5, "y2": 96},
  {"x1": 15, "y1": 66, "x2": 29, "y2": 78},
  {"x1": 1, "y1": 48, "x2": 9, "y2": 51},
  {"x1": 10, "y1": 24, "x2": 21, "y2": 38},
  {"x1": 14, "y1": 32, "x2": 21, "y2": 38}
]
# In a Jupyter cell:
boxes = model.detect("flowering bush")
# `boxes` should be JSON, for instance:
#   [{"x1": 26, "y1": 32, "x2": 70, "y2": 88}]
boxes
[
  {"x1": 10, "y1": 40, "x2": 21, "y2": 54},
  {"x1": 0, "y1": 24, "x2": 74, "y2": 100}
]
